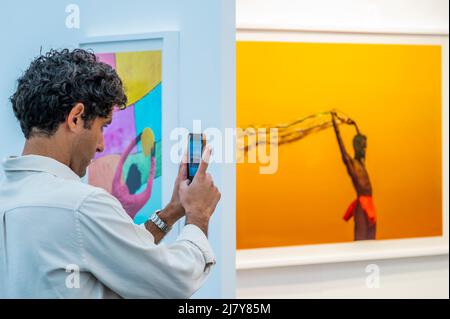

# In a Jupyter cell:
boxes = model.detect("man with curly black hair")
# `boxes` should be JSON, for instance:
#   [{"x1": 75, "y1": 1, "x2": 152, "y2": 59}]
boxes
[
  {"x1": 0, "y1": 49, "x2": 221, "y2": 298},
  {"x1": 10, "y1": 48, "x2": 128, "y2": 176}
]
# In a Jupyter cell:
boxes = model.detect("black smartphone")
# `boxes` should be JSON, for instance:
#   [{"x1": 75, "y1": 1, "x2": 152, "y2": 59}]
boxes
[{"x1": 187, "y1": 133, "x2": 206, "y2": 182}]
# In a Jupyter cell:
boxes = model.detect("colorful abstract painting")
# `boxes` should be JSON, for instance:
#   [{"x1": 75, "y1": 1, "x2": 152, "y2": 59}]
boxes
[{"x1": 87, "y1": 50, "x2": 162, "y2": 225}]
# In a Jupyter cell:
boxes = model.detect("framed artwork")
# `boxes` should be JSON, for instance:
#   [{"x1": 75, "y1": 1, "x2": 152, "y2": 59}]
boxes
[
  {"x1": 79, "y1": 32, "x2": 180, "y2": 236},
  {"x1": 236, "y1": 29, "x2": 449, "y2": 268}
]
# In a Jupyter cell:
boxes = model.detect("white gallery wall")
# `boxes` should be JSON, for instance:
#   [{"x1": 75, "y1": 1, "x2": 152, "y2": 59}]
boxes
[
  {"x1": 236, "y1": 0, "x2": 449, "y2": 299},
  {"x1": 237, "y1": 0, "x2": 448, "y2": 34}
]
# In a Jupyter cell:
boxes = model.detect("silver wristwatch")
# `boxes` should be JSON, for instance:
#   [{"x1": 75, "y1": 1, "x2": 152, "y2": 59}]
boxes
[{"x1": 149, "y1": 210, "x2": 172, "y2": 233}]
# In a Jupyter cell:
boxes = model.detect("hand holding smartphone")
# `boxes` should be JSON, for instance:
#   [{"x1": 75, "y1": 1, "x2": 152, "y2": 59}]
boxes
[{"x1": 181, "y1": 132, "x2": 221, "y2": 236}]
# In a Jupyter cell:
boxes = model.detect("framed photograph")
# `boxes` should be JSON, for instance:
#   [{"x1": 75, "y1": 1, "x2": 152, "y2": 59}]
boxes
[
  {"x1": 236, "y1": 28, "x2": 449, "y2": 269},
  {"x1": 79, "y1": 32, "x2": 180, "y2": 242}
]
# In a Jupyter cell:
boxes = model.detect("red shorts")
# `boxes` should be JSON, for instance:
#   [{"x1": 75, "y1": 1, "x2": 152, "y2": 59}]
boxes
[{"x1": 343, "y1": 195, "x2": 376, "y2": 224}]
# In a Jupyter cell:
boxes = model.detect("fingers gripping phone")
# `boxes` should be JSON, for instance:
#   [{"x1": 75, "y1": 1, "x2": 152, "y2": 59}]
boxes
[{"x1": 187, "y1": 133, "x2": 206, "y2": 182}]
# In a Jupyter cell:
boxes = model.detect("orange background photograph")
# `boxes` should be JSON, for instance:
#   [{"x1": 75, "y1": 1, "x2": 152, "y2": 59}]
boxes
[{"x1": 236, "y1": 41, "x2": 443, "y2": 249}]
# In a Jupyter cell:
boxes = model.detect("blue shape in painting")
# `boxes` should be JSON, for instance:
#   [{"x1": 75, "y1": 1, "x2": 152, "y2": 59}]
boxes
[
  {"x1": 134, "y1": 83, "x2": 162, "y2": 154},
  {"x1": 134, "y1": 176, "x2": 162, "y2": 224}
]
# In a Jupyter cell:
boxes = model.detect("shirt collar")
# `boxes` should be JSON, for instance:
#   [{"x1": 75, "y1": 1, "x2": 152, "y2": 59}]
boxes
[{"x1": 1, "y1": 155, "x2": 80, "y2": 181}]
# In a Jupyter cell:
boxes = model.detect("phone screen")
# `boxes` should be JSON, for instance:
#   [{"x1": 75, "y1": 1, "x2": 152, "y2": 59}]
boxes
[{"x1": 188, "y1": 133, "x2": 204, "y2": 181}]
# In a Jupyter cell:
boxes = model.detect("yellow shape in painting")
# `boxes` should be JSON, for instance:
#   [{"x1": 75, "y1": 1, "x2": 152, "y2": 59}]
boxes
[
  {"x1": 116, "y1": 51, "x2": 162, "y2": 106},
  {"x1": 142, "y1": 128, "x2": 155, "y2": 157}
]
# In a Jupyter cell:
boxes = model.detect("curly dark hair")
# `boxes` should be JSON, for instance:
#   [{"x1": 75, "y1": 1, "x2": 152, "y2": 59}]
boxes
[{"x1": 10, "y1": 48, "x2": 127, "y2": 139}]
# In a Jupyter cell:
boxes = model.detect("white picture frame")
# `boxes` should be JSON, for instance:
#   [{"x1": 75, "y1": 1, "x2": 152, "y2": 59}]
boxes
[{"x1": 236, "y1": 28, "x2": 449, "y2": 270}]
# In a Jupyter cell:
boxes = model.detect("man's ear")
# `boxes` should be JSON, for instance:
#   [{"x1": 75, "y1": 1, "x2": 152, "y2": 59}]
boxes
[{"x1": 67, "y1": 103, "x2": 85, "y2": 132}]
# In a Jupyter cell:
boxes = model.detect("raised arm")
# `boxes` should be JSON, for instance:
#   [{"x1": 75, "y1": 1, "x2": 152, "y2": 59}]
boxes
[{"x1": 331, "y1": 112, "x2": 350, "y2": 164}]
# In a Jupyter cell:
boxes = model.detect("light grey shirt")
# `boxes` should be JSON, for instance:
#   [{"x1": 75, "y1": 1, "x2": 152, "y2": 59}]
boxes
[{"x1": 0, "y1": 155, "x2": 215, "y2": 298}]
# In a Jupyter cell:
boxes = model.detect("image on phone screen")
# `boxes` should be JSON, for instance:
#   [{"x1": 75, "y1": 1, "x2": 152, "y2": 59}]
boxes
[{"x1": 188, "y1": 133, "x2": 204, "y2": 181}]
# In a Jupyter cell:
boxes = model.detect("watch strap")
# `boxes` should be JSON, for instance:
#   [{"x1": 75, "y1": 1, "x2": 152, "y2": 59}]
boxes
[{"x1": 149, "y1": 210, "x2": 172, "y2": 233}]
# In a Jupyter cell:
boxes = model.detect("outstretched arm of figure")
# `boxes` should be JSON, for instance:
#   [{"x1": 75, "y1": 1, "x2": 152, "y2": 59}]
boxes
[{"x1": 331, "y1": 112, "x2": 350, "y2": 164}]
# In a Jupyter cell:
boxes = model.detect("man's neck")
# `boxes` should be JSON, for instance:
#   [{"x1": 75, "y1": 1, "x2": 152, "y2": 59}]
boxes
[{"x1": 22, "y1": 136, "x2": 71, "y2": 168}]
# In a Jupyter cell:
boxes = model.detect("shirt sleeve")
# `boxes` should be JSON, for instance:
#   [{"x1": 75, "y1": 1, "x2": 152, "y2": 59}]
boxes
[{"x1": 75, "y1": 189, "x2": 216, "y2": 299}]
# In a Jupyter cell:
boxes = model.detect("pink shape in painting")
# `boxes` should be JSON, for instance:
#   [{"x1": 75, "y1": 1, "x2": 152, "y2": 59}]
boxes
[
  {"x1": 87, "y1": 154, "x2": 121, "y2": 193},
  {"x1": 111, "y1": 134, "x2": 156, "y2": 219},
  {"x1": 94, "y1": 104, "x2": 137, "y2": 159},
  {"x1": 96, "y1": 53, "x2": 116, "y2": 69}
]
